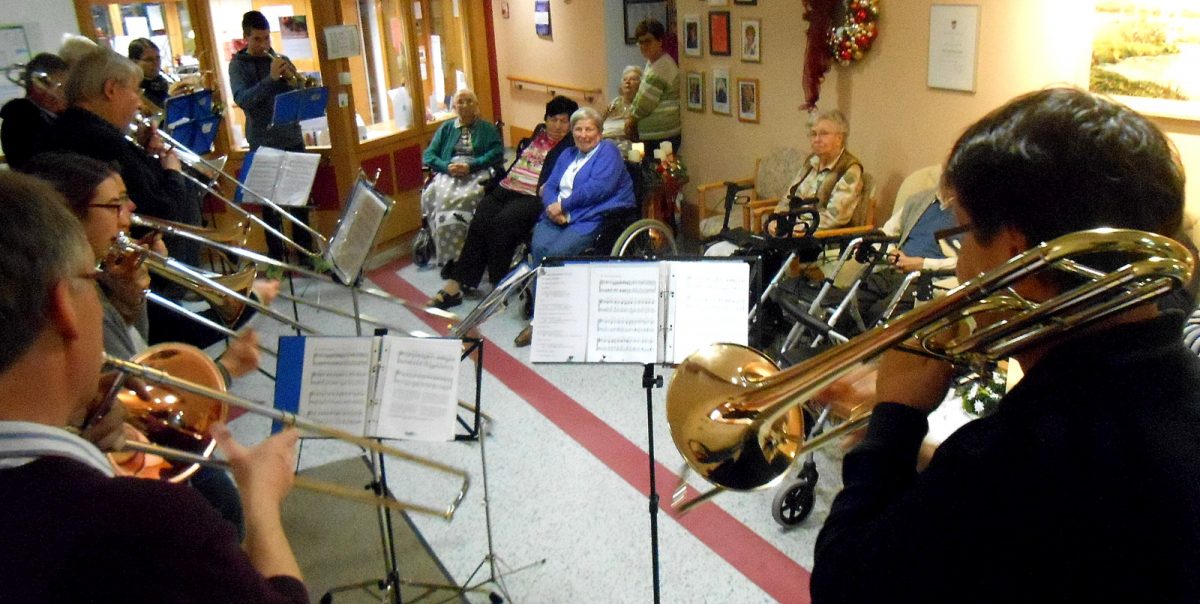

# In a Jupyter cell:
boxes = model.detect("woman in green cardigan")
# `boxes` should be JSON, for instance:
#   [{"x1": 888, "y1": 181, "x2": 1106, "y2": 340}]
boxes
[{"x1": 421, "y1": 89, "x2": 504, "y2": 269}]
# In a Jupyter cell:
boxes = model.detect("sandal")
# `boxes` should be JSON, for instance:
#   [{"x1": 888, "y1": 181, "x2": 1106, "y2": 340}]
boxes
[{"x1": 428, "y1": 289, "x2": 463, "y2": 310}]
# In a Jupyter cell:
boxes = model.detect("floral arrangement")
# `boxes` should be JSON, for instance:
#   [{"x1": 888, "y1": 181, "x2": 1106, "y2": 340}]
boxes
[
  {"x1": 828, "y1": 0, "x2": 879, "y2": 66},
  {"x1": 955, "y1": 366, "x2": 1006, "y2": 418},
  {"x1": 656, "y1": 152, "x2": 689, "y2": 190}
]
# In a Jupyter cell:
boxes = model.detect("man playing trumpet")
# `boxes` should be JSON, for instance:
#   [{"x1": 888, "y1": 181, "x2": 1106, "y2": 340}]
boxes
[
  {"x1": 0, "y1": 172, "x2": 307, "y2": 601},
  {"x1": 810, "y1": 88, "x2": 1200, "y2": 603}
]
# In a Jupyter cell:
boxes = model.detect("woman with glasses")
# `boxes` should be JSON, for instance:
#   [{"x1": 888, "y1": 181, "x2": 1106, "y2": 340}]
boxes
[{"x1": 420, "y1": 88, "x2": 504, "y2": 272}]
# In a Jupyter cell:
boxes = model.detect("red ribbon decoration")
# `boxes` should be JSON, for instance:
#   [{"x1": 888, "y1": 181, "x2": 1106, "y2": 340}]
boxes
[{"x1": 801, "y1": 0, "x2": 838, "y2": 110}]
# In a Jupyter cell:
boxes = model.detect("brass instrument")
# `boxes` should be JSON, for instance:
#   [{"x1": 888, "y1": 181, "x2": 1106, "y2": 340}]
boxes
[
  {"x1": 125, "y1": 113, "x2": 328, "y2": 259},
  {"x1": 666, "y1": 228, "x2": 1195, "y2": 513},
  {"x1": 266, "y1": 49, "x2": 318, "y2": 88},
  {"x1": 105, "y1": 344, "x2": 471, "y2": 519}
]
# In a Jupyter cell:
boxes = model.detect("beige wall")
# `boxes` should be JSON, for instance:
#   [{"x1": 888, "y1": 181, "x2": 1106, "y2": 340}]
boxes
[
  {"x1": 677, "y1": 0, "x2": 1199, "y2": 228},
  {"x1": 490, "y1": 0, "x2": 609, "y2": 140}
]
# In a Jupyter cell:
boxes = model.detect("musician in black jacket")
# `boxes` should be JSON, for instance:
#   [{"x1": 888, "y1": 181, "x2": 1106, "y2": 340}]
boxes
[
  {"x1": 0, "y1": 53, "x2": 68, "y2": 170},
  {"x1": 811, "y1": 88, "x2": 1200, "y2": 603}
]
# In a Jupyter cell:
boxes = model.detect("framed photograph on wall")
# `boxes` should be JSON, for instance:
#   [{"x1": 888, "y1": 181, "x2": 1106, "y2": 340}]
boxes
[
  {"x1": 740, "y1": 19, "x2": 760, "y2": 62},
  {"x1": 737, "y1": 77, "x2": 759, "y2": 123},
  {"x1": 734, "y1": 0, "x2": 757, "y2": 5},
  {"x1": 623, "y1": 0, "x2": 669, "y2": 44},
  {"x1": 686, "y1": 71, "x2": 705, "y2": 112},
  {"x1": 683, "y1": 15, "x2": 702, "y2": 57},
  {"x1": 708, "y1": 0, "x2": 728, "y2": 6},
  {"x1": 708, "y1": 11, "x2": 731, "y2": 56},
  {"x1": 712, "y1": 68, "x2": 731, "y2": 115}
]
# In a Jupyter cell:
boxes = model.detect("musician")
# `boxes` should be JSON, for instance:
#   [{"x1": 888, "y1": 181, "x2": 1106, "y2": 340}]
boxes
[
  {"x1": 0, "y1": 172, "x2": 307, "y2": 602},
  {"x1": 128, "y1": 38, "x2": 170, "y2": 109},
  {"x1": 229, "y1": 10, "x2": 313, "y2": 262},
  {"x1": 0, "y1": 53, "x2": 68, "y2": 170},
  {"x1": 41, "y1": 48, "x2": 203, "y2": 268},
  {"x1": 811, "y1": 88, "x2": 1200, "y2": 603}
]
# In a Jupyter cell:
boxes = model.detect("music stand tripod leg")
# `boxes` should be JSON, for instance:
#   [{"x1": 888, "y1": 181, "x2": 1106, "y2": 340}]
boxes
[{"x1": 642, "y1": 363, "x2": 663, "y2": 604}]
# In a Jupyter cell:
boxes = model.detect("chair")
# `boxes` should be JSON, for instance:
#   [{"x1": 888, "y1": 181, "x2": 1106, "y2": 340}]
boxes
[{"x1": 696, "y1": 147, "x2": 806, "y2": 238}]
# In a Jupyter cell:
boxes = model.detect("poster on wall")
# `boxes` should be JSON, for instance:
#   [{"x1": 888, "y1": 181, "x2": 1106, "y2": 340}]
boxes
[
  {"x1": 1089, "y1": 0, "x2": 1200, "y2": 121},
  {"x1": 280, "y1": 16, "x2": 313, "y2": 60},
  {"x1": 927, "y1": 5, "x2": 980, "y2": 92},
  {"x1": 535, "y1": 0, "x2": 552, "y2": 37}
]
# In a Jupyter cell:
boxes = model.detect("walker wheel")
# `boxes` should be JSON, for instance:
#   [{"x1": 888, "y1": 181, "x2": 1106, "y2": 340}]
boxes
[{"x1": 772, "y1": 474, "x2": 817, "y2": 526}]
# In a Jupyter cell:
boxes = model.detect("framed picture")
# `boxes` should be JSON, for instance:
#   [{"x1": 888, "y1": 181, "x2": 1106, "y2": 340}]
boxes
[
  {"x1": 737, "y1": 78, "x2": 759, "y2": 123},
  {"x1": 734, "y1": 0, "x2": 757, "y2": 5},
  {"x1": 927, "y1": 4, "x2": 980, "y2": 92},
  {"x1": 683, "y1": 15, "x2": 702, "y2": 57},
  {"x1": 708, "y1": 0, "x2": 728, "y2": 6},
  {"x1": 623, "y1": 0, "x2": 668, "y2": 44},
  {"x1": 1089, "y1": 0, "x2": 1200, "y2": 121},
  {"x1": 740, "y1": 19, "x2": 760, "y2": 63},
  {"x1": 708, "y1": 11, "x2": 731, "y2": 56},
  {"x1": 686, "y1": 71, "x2": 705, "y2": 112},
  {"x1": 712, "y1": 68, "x2": 731, "y2": 115}
]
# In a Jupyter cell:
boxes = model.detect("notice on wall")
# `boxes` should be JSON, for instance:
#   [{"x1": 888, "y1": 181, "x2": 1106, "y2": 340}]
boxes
[
  {"x1": 324, "y1": 24, "x2": 361, "y2": 60},
  {"x1": 928, "y1": 4, "x2": 981, "y2": 92},
  {"x1": 534, "y1": 0, "x2": 552, "y2": 37}
]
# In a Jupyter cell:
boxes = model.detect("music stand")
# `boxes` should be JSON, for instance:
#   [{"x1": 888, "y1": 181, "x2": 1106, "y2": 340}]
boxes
[{"x1": 531, "y1": 255, "x2": 755, "y2": 603}]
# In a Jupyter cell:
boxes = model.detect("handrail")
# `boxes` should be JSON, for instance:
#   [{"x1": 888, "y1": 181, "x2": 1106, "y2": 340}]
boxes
[{"x1": 506, "y1": 74, "x2": 603, "y2": 103}]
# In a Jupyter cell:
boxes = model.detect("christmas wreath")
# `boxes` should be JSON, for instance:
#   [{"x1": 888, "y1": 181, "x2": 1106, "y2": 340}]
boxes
[{"x1": 828, "y1": 0, "x2": 879, "y2": 66}]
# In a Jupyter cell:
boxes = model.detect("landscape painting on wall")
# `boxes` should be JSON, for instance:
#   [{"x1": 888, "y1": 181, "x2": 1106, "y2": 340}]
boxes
[{"x1": 1090, "y1": 0, "x2": 1200, "y2": 120}]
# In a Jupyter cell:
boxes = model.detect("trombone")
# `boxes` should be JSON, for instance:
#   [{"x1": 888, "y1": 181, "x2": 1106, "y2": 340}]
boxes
[
  {"x1": 126, "y1": 114, "x2": 328, "y2": 259},
  {"x1": 104, "y1": 344, "x2": 471, "y2": 519},
  {"x1": 665, "y1": 228, "x2": 1195, "y2": 513}
]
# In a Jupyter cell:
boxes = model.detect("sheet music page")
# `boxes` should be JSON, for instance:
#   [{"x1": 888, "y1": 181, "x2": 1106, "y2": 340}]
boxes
[
  {"x1": 328, "y1": 180, "x2": 389, "y2": 284},
  {"x1": 274, "y1": 151, "x2": 322, "y2": 206},
  {"x1": 530, "y1": 265, "x2": 590, "y2": 363},
  {"x1": 242, "y1": 146, "x2": 285, "y2": 203},
  {"x1": 372, "y1": 337, "x2": 461, "y2": 442},
  {"x1": 664, "y1": 261, "x2": 749, "y2": 364},
  {"x1": 296, "y1": 336, "x2": 375, "y2": 435},
  {"x1": 586, "y1": 262, "x2": 661, "y2": 364}
]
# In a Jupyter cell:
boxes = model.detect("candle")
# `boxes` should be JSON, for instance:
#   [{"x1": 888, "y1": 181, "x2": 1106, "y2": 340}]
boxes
[
  {"x1": 628, "y1": 149, "x2": 643, "y2": 162},
  {"x1": 660, "y1": 141, "x2": 673, "y2": 155},
  {"x1": 653, "y1": 149, "x2": 665, "y2": 160}
]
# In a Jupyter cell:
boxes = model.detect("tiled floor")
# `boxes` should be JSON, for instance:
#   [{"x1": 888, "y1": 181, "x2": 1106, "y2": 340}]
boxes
[{"x1": 218, "y1": 259, "x2": 970, "y2": 603}]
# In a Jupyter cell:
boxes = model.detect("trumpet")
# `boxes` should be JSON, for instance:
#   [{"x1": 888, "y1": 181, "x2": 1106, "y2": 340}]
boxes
[
  {"x1": 126, "y1": 113, "x2": 329, "y2": 259},
  {"x1": 666, "y1": 228, "x2": 1195, "y2": 513},
  {"x1": 105, "y1": 344, "x2": 470, "y2": 518},
  {"x1": 266, "y1": 49, "x2": 317, "y2": 88}
]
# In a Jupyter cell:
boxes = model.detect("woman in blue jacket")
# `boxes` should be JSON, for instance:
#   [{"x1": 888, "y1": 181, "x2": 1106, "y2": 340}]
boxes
[{"x1": 531, "y1": 107, "x2": 635, "y2": 265}]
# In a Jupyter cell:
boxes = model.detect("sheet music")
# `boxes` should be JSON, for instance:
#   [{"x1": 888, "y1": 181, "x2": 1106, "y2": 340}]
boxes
[
  {"x1": 243, "y1": 146, "x2": 285, "y2": 203},
  {"x1": 328, "y1": 178, "x2": 390, "y2": 284},
  {"x1": 373, "y1": 337, "x2": 461, "y2": 442},
  {"x1": 530, "y1": 265, "x2": 590, "y2": 362},
  {"x1": 586, "y1": 262, "x2": 661, "y2": 363},
  {"x1": 296, "y1": 336, "x2": 376, "y2": 435},
  {"x1": 275, "y1": 151, "x2": 321, "y2": 206},
  {"x1": 664, "y1": 261, "x2": 750, "y2": 364}
]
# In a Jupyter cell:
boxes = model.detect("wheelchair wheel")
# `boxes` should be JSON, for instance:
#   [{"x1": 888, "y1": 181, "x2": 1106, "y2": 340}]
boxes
[
  {"x1": 612, "y1": 218, "x2": 676, "y2": 257},
  {"x1": 771, "y1": 460, "x2": 819, "y2": 527}
]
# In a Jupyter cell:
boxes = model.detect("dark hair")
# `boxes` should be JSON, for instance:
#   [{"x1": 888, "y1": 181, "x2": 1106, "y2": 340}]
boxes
[
  {"x1": 544, "y1": 95, "x2": 579, "y2": 120},
  {"x1": 127, "y1": 38, "x2": 159, "y2": 62},
  {"x1": 635, "y1": 19, "x2": 666, "y2": 41},
  {"x1": 22, "y1": 153, "x2": 118, "y2": 219},
  {"x1": 24, "y1": 53, "x2": 67, "y2": 93},
  {"x1": 0, "y1": 172, "x2": 90, "y2": 373},
  {"x1": 945, "y1": 87, "x2": 1184, "y2": 249},
  {"x1": 242, "y1": 11, "x2": 271, "y2": 37}
]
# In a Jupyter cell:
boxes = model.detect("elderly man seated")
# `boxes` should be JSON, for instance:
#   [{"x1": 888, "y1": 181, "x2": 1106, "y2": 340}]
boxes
[{"x1": 854, "y1": 185, "x2": 959, "y2": 327}]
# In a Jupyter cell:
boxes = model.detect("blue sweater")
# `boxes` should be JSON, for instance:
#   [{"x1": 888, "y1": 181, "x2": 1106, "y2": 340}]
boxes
[{"x1": 540, "y1": 140, "x2": 635, "y2": 234}]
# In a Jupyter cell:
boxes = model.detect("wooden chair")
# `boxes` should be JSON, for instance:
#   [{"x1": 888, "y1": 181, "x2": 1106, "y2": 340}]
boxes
[{"x1": 696, "y1": 146, "x2": 806, "y2": 238}]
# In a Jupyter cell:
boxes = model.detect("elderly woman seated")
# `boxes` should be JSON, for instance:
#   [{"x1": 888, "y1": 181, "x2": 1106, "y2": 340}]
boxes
[
  {"x1": 428, "y1": 95, "x2": 579, "y2": 310},
  {"x1": 601, "y1": 65, "x2": 642, "y2": 156},
  {"x1": 513, "y1": 107, "x2": 637, "y2": 346},
  {"x1": 421, "y1": 89, "x2": 504, "y2": 270}
]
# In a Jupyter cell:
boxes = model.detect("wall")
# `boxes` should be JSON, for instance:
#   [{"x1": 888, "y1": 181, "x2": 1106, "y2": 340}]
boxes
[
  {"x1": 604, "y1": 0, "x2": 643, "y2": 100},
  {"x1": 4, "y1": 1, "x2": 79, "y2": 55},
  {"x1": 677, "y1": 0, "x2": 1200, "y2": 231},
  {"x1": 489, "y1": 0, "x2": 608, "y2": 139}
]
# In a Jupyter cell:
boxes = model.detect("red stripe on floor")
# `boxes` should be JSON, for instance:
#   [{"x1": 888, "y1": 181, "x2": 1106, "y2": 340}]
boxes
[{"x1": 367, "y1": 261, "x2": 813, "y2": 603}]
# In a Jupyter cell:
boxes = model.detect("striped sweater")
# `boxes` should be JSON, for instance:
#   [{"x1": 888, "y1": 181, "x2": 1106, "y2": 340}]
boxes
[{"x1": 630, "y1": 54, "x2": 682, "y2": 141}]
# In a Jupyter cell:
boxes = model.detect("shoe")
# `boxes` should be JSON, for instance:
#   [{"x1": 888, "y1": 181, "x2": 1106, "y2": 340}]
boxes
[
  {"x1": 514, "y1": 324, "x2": 533, "y2": 348},
  {"x1": 428, "y1": 289, "x2": 463, "y2": 310}
]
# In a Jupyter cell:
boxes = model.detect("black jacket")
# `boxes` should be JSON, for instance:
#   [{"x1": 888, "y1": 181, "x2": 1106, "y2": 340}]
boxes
[
  {"x1": 1, "y1": 97, "x2": 55, "y2": 170},
  {"x1": 228, "y1": 49, "x2": 304, "y2": 151}
]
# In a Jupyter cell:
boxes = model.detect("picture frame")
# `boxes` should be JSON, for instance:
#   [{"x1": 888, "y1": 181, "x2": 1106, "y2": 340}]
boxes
[
  {"x1": 736, "y1": 77, "x2": 759, "y2": 123},
  {"x1": 712, "y1": 68, "x2": 731, "y2": 115},
  {"x1": 623, "y1": 0, "x2": 669, "y2": 45},
  {"x1": 733, "y1": 0, "x2": 757, "y2": 5},
  {"x1": 686, "y1": 71, "x2": 705, "y2": 112},
  {"x1": 740, "y1": 19, "x2": 760, "y2": 63},
  {"x1": 927, "y1": 4, "x2": 980, "y2": 92},
  {"x1": 708, "y1": 11, "x2": 731, "y2": 56},
  {"x1": 708, "y1": 0, "x2": 728, "y2": 6},
  {"x1": 683, "y1": 15, "x2": 702, "y2": 57}
]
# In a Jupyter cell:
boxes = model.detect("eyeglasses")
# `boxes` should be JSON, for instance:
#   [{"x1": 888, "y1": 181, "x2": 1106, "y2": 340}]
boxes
[
  {"x1": 75, "y1": 268, "x2": 104, "y2": 282},
  {"x1": 89, "y1": 196, "x2": 133, "y2": 213},
  {"x1": 809, "y1": 130, "x2": 841, "y2": 138}
]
